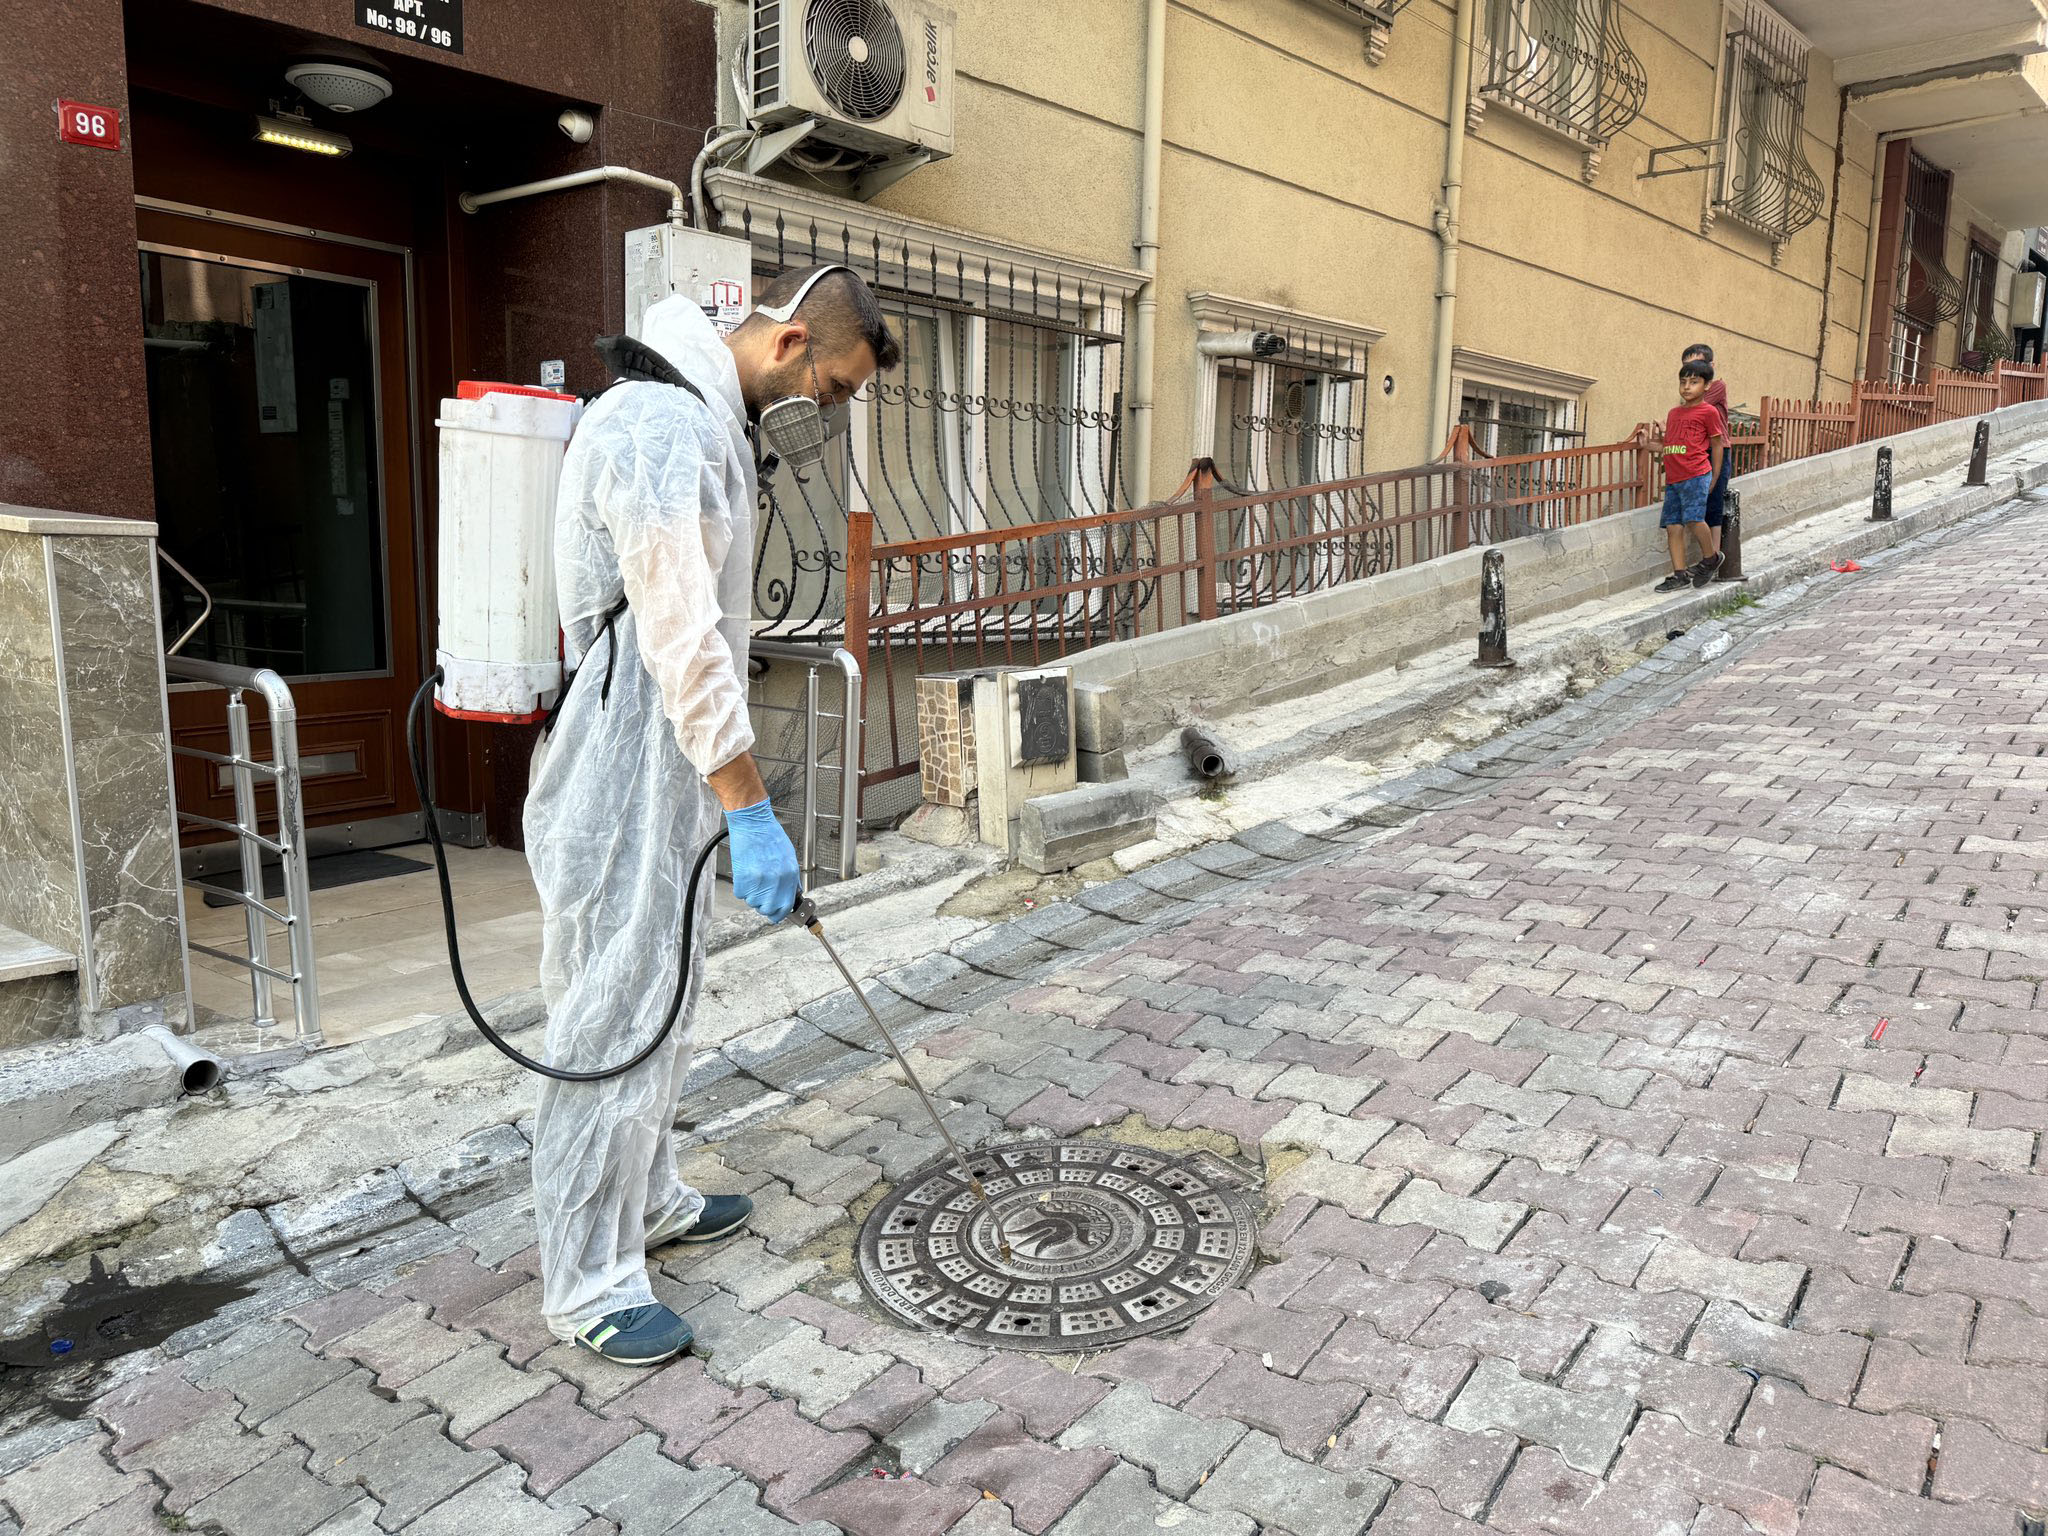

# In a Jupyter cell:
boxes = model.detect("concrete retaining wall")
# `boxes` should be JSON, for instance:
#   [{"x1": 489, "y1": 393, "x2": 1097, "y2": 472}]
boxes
[{"x1": 1071, "y1": 400, "x2": 2048, "y2": 751}]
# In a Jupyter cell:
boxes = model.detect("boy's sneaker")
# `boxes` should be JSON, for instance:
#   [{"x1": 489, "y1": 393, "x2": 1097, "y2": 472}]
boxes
[
  {"x1": 573, "y1": 1303, "x2": 692, "y2": 1366},
  {"x1": 1654, "y1": 571, "x2": 1691, "y2": 592},
  {"x1": 1690, "y1": 552, "x2": 1725, "y2": 588}
]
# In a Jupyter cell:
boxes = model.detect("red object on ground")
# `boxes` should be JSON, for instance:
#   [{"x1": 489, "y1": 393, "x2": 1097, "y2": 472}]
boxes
[
  {"x1": 1868, "y1": 1017, "x2": 1889, "y2": 1045},
  {"x1": 1830, "y1": 559, "x2": 1863, "y2": 573}
]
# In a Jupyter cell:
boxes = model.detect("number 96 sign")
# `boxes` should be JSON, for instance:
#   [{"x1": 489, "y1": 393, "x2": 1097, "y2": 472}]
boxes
[{"x1": 57, "y1": 101, "x2": 121, "y2": 150}]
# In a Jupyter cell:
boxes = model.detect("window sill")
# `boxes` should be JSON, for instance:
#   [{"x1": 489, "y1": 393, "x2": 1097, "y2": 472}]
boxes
[{"x1": 1471, "y1": 87, "x2": 1609, "y2": 181}]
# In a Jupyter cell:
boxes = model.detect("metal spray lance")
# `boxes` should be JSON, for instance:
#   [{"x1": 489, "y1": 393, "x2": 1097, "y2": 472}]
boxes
[{"x1": 790, "y1": 897, "x2": 1010, "y2": 1260}]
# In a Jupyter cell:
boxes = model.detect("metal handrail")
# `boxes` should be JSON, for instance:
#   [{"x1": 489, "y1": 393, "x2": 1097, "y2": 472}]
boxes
[
  {"x1": 165, "y1": 654, "x2": 322, "y2": 1046},
  {"x1": 750, "y1": 640, "x2": 863, "y2": 883}
]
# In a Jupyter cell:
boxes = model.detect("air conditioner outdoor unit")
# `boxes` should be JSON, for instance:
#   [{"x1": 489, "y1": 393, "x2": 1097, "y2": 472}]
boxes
[{"x1": 748, "y1": 0, "x2": 955, "y2": 196}]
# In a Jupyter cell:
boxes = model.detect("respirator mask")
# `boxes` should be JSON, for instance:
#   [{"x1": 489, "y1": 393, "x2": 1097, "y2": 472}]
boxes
[{"x1": 752, "y1": 264, "x2": 854, "y2": 480}]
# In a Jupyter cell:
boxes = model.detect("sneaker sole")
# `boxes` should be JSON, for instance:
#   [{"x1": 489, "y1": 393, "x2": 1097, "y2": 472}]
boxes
[
  {"x1": 576, "y1": 1339, "x2": 685, "y2": 1367},
  {"x1": 673, "y1": 1213, "x2": 751, "y2": 1245}
]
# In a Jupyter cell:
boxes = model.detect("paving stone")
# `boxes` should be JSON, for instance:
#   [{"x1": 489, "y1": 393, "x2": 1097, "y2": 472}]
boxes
[
  {"x1": 1361, "y1": 1124, "x2": 1502, "y2": 1195},
  {"x1": 324, "y1": 1414, "x2": 498, "y2": 1529},
  {"x1": 259, "y1": 1370, "x2": 428, "y2": 1475},
  {"x1": 885, "y1": 1395, "x2": 1000, "y2": 1475},
  {"x1": 1267, "y1": 1153, "x2": 1402, "y2": 1220},
  {"x1": 1412, "y1": 1288, "x2": 1586, "y2": 1377},
  {"x1": 924, "y1": 1413, "x2": 1114, "y2": 1536},
  {"x1": 818, "y1": 1364, "x2": 934, "y2": 1436},
  {"x1": 1636, "y1": 1238, "x2": 1804, "y2": 1322},
  {"x1": 470, "y1": 1382, "x2": 636, "y2": 1497},
  {"x1": 1043, "y1": 1460, "x2": 1253, "y2": 1536},
  {"x1": 687, "y1": 1477, "x2": 839, "y2": 1535},
  {"x1": 384, "y1": 1247, "x2": 526, "y2": 1324},
  {"x1": 1191, "y1": 1429, "x2": 1390, "y2": 1536},
  {"x1": 400, "y1": 1463, "x2": 587, "y2": 1536},
  {"x1": 1078, "y1": 1335, "x2": 1228, "y2": 1405},
  {"x1": 679, "y1": 1291, "x2": 805, "y2": 1378},
  {"x1": 1797, "y1": 1464, "x2": 2013, "y2": 1536},
  {"x1": 1182, "y1": 1350, "x2": 1363, "y2": 1458},
  {"x1": 1562, "y1": 1327, "x2": 1752, "y2": 1440},
  {"x1": 1853, "y1": 1337, "x2": 2048, "y2": 1444},
  {"x1": 1611, "y1": 1411, "x2": 1813, "y2": 1536},
  {"x1": 728, "y1": 1325, "x2": 887, "y2": 1418},
  {"x1": 1377, "y1": 1178, "x2": 1527, "y2": 1253},
  {"x1": 396, "y1": 1342, "x2": 557, "y2": 1439},
  {"x1": 790, "y1": 1472, "x2": 979, "y2": 1536},
  {"x1": 1301, "y1": 1323, "x2": 1474, "y2": 1420},
  {"x1": 1056, "y1": 1381, "x2": 1245, "y2": 1497},
  {"x1": 1883, "y1": 1118, "x2": 2033, "y2": 1170},
  {"x1": 1442, "y1": 1356, "x2": 1633, "y2": 1476},
  {"x1": 1261, "y1": 1062, "x2": 1375, "y2": 1114},
  {"x1": 0, "y1": 1434, "x2": 145, "y2": 1534},
  {"x1": 1686, "y1": 1299, "x2": 1868, "y2": 1405},
  {"x1": 1327, "y1": 1396, "x2": 1516, "y2": 1520},
  {"x1": 0, "y1": 1414, "x2": 95, "y2": 1479},
  {"x1": 691, "y1": 1399, "x2": 873, "y2": 1513},
  {"x1": 327, "y1": 1302, "x2": 474, "y2": 1389},
  {"x1": 53, "y1": 1483, "x2": 184, "y2": 1536},
  {"x1": 548, "y1": 1432, "x2": 733, "y2": 1534},
  {"x1": 1487, "y1": 1444, "x2": 1698, "y2": 1536},
  {"x1": 604, "y1": 1357, "x2": 770, "y2": 1457},
  {"x1": 1734, "y1": 1379, "x2": 1935, "y2": 1494},
  {"x1": 1259, "y1": 1105, "x2": 1394, "y2": 1164},
  {"x1": 91, "y1": 1368, "x2": 235, "y2": 1459},
  {"x1": 186, "y1": 1323, "x2": 355, "y2": 1426},
  {"x1": 182, "y1": 1446, "x2": 364, "y2": 1536},
  {"x1": 943, "y1": 1356, "x2": 1109, "y2": 1439},
  {"x1": 1528, "y1": 1262, "x2": 1700, "y2": 1352},
  {"x1": 1284, "y1": 1258, "x2": 1451, "y2": 1340}
]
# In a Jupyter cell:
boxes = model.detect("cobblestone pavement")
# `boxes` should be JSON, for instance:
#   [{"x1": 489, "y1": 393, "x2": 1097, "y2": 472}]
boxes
[{"x1": 6, "y1": 501, "x2": 2048, "y2": 1535}]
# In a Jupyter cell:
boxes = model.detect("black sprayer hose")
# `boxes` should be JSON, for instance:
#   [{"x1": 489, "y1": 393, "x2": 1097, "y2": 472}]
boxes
[{"x1": 405, "y1": 670, "x2": 724, "y2": 1082}]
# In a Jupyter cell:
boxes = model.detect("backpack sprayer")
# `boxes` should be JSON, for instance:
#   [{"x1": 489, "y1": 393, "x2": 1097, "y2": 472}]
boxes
[{"x1": 416, "y1": 379, "x2": 1003, "y2": 1244}]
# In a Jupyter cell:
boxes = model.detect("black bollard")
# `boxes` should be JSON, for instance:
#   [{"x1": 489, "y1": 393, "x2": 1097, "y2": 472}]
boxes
[
  {"x1": 1474, "y1": 547, "x2": 1514, "y2": 669},
  {"x1": 1869, "y1": 444, "x2": 1892, "y2": 522},
  {"x1": 1715, "y1": 489, "x2": 1746, "y2": 582},
  {"x1": 1966, "y1": 418, "x2": 1991, "y2": 486}
]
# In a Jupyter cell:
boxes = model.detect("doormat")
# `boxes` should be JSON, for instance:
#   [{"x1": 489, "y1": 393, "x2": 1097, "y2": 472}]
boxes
[{"x1": 197, "y1": 849, "x2": 431, "y2": 908}]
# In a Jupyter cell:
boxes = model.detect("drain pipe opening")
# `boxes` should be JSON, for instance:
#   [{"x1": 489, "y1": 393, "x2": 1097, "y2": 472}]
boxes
[
  {"x1": 140, "y1": 1025, "x2": 225, "y2": 1094},
  {"x1": 1181, "y1": 724, "x2": 1238, "y2": 781}
]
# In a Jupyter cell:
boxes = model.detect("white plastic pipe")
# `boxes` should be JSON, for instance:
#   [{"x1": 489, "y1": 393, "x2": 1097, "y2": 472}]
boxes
[
  {"x1": 460, "y1": 166, "x2": 687, "y2": 228},
  {"x1": 1427, "y1": 0, "x2": 1480, "y2": 459},
  {"x1": 140, "y1": 1025, "x2": 224, "y2": 1094},
  {"x1": 1129, "y1": 0, "x2": 1167, "y2": 506},
  {"x1": 692, "y1": 128, "x2": 756, "y2": 229}
]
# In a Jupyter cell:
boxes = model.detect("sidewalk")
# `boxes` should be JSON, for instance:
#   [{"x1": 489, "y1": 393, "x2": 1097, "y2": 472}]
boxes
[{"x1": 4, "y1": 493, "x2": 2047, "y2": 1534}]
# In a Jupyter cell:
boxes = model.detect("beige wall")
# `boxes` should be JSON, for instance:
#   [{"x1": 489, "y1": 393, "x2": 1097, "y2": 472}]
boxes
[{"x1": 716, "y1": 0, "x2": 2032, "y2": 484}]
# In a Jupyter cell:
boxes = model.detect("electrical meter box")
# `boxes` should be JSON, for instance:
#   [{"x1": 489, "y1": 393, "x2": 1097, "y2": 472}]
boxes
[
  {"x1": 624, "y1": 224, "x2": 753, "y2": 341},
  {"x1": 2010, "y1": 269, "x2": 2047, "y2": 332}
]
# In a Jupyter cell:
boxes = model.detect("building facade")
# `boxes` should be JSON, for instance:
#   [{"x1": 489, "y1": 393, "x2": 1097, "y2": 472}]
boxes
[{"x1": 4, "y1": 0, "x2": 2048, "y2": 1043}]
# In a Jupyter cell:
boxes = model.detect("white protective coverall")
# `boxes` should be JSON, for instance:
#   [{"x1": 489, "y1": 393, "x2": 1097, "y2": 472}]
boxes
[{"x1": 524, "y1": 295, "x2": 757, "y2": 1337}]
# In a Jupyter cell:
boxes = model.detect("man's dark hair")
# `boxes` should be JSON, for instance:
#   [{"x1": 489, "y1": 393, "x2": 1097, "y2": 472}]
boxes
[
  {"x1": 1680, "y1": 358, "x2": 1715, "y2": 382},
  {"x1": 1682, "y1": 342, "x2": 1715, "y2": 364},
  {"x1": 745, "y1": 264, "x2": 902, "y2": 371}
]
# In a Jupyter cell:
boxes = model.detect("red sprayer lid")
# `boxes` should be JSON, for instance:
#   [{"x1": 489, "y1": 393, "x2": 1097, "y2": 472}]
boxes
[{"x1": 456, "y1": 380, "x2": 578, "y2": 401}]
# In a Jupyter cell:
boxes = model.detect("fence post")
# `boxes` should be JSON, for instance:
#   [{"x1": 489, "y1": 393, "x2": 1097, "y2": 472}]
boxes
[
  {"x1": 1716, "y1": 488, "x2": 1745, "y2": 582},
  {"x1": 1473, "y1": 547, "x2": 1514, "y2": 669},
  {"x1": 1966, "y1": 418, "x2": 1991, "y2": 486},
  {"x1": 844, "y1": 510, "x2": 874, "y2": 667},
  {"x1": 1849, "y1": 380, "x2": 1867, "y2": 446},
  {"x1": 1758, "y1": 397, "x2": 1776, "y2": 468},
  {"x1": 1191, "y1": 458, "x2": 1220, "y2": 622},
  {"x1": 1869, "y1": 444, "x2": 1892, "y2": 522}
]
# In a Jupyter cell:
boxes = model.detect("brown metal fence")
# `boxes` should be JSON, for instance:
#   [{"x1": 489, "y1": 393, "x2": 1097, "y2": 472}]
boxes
[{"x1": 847, "y1": 367, "x2": 2040, "y2": 802}]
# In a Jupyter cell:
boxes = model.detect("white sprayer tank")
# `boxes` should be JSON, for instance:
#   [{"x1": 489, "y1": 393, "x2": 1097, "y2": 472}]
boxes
[{"x1": 433, "y1": 382, "x2": 581, "y2": 722}]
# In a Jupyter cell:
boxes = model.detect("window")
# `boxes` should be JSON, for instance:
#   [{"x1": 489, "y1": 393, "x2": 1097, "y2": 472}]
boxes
[
  {"x1": 1451, "y1": 350, "x2": 1597, "y2": 538},
  {"x1": 708, "y1": 168, "x2": 1144, "y2": 639},
  {"x1": 1962, "y1": 242, "x2": 1998, "y2": 359},
  {"x1": 1477, "y1": 0, "x2": 1646, "y2": 176},
  {"x1": 1458, "y1": 384, "x2": 1580, "y2": 458},
  {"x1": 1713, "y1": 2, "x2": 1825, "y2": 249},
  {"x1": 1888, "y1": 316, "x2": 1929, "y2": 388}
]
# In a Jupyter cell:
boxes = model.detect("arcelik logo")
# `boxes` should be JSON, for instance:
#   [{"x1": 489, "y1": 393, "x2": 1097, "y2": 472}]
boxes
[{"x1": 924, "y1": 19, "x2": 941, "y2": 103}]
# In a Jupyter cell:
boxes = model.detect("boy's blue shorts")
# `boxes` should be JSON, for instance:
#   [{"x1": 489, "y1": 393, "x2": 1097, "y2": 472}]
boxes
[{"x1": 1660, "y1": 473, "x2": 1710, "y2": 527}]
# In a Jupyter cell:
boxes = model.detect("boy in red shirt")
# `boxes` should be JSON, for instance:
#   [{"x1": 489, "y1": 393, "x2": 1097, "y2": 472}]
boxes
[
  {"x1": 1685, "y1": 341, "x2": 1733, "y2": 538},
  {"x1": 1656, "y1": 359, "x2": 1726, "y2": 591}
]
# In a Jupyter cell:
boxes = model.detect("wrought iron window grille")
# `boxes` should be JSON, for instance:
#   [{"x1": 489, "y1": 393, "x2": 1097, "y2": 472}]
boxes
[
  {"x1": 718, "y1": 198, "x2": 1139, "y2": 641},
  {"x1": 1899, "y1": 246, "x2": 1964, "y2": 328},
  {"x1": 1473, "y1": 0, "x2": 1646, "y2": 181},
  {"x1": 1298, "y1": 0, "x2": 1413, "y2": 66},
  {"x1": 1708, "y1": 2, "x2": 1824, "y2": 256}
]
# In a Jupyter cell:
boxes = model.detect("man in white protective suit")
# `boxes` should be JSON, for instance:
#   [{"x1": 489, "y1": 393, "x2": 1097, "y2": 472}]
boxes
[{"x1": 524, "y1": 265, "x2": 899, "y2": 1364}]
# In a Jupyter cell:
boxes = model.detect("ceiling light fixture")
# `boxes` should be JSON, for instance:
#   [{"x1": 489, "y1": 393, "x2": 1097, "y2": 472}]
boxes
[
  {"x1": 253, "y1": 108, "x2": 352, "y2": 158},
  {"x1": 284, "y1": 61, "x2": 393, "y2": 114}
]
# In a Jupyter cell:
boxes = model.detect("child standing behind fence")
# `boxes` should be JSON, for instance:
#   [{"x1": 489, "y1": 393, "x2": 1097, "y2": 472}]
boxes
[
  {"x1": 1655, "y1": 359, "x2": 1726, "y2": 591},
  {"x1": 1684, "y1": 341, "x2": 1733, "y2": 535}
]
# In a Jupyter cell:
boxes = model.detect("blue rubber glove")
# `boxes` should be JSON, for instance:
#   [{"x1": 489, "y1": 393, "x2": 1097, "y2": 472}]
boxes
[{"x1": 725, "y1": 799, "x2": 800, "y2": 922}]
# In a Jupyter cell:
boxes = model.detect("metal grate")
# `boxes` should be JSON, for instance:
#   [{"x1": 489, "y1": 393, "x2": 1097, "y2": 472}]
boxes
[
  {"x1": 1717, "y1": 2, "x2": 1825, "y2": 244},
  {"x1": 1480, "y1": 0, "x2": 1646, "y2": 148}
]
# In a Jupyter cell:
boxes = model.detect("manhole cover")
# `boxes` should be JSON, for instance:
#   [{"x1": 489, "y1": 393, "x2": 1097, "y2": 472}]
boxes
[{"x1": 855, "y1": 1138, "x2": 1260, "y2": 1351}]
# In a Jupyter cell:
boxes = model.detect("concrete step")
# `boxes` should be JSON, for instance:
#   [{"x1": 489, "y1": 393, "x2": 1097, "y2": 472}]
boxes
[{"x1": 0, "y1": 923, "x2": 82, "y2": 1052}]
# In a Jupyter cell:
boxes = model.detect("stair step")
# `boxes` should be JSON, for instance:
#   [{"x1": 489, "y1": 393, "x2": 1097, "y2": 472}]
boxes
[{"x1": 0, "y1": 925, "x2": 77, "y2": 985}]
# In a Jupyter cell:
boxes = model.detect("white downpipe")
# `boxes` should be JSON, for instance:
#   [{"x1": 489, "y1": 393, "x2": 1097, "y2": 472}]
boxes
[
  {"x1": 1851, "y1": 107, "x2": 2047, "y2": 379},
  {"x1": 1130, "y1": 0, "x2": 1167, "y2": 506},
  {"x1": 459, "y1": 166, "x2": 688, "y2": 228},
  {"x1": 1428, "y1": 0, "x2": 1480, "y2": 459},
  {"x1": 692, "y1": 128, "x2": 756, "y2": 229}
]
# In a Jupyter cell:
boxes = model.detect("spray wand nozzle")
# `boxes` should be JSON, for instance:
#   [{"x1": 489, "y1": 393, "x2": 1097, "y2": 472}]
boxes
[{"x1": 788, "y1": 891, "x2": 1009, "y2": 1260}]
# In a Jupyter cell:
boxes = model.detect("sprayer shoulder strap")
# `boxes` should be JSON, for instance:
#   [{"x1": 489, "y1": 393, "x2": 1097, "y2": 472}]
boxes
[
  {"x1": 538, "y1": 592, "x2": 631, "y2": 739},
  {"x1": 592, "y1": 334, "x2": 707, "y2": 404}
]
